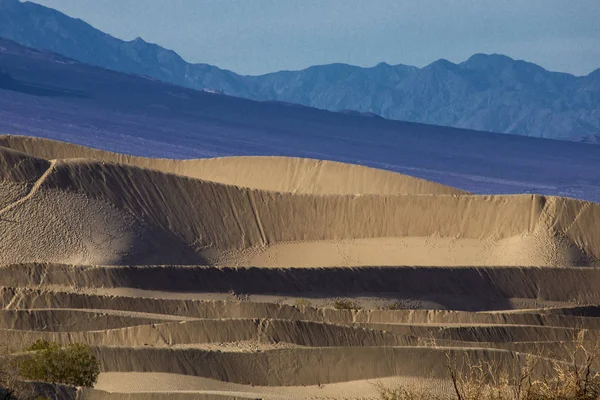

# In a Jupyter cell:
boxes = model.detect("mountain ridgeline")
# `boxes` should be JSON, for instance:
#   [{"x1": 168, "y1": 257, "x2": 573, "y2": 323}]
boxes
[{"x1": 0, "y1": 0, "x2": 599, "y2": 140}]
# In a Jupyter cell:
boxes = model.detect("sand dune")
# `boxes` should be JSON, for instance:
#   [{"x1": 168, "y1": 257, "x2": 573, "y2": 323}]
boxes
[
  {"x1": 0, "y1": 135, "x2": 465, "y2": 195},
  {"x1": 1, "y1": 136, "x2": 600, "y2": 399},
  {"x1": 1, "y1": 139, "x2": 599, "y2": 267}
]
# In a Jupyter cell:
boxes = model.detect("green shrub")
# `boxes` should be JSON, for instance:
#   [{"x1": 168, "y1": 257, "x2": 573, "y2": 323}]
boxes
[{"x1": 18, "y1": 340, "x2": 99, "y2": 388}]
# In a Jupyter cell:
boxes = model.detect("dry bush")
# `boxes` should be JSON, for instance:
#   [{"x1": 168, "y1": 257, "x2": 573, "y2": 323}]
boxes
[
  {"x1": 373, "y1": 331, "x2": 600, "y2": 400},
  {"x1": 294, "y1": 299, "x2": 313, "y2": 308},
  {"x1": 227, "y1": 289, "x2": 250, "y2": 302},
  {"x1": 334, "y1": 299, "x2": 362, "y2": 311},
  {"x1": 372, "y1": 381, "x2": 445, "y2": 400},
  {"x1": 527, "y1": 331, "x2": 600, "y2": 400},
  {"x1": 0, "y1": 344, "x2": 43, "y2": 400},
  {"x1": 444, "y1": 351, "x2": 537, "y2": 400},
  {"x1": 385, "y1": 300, "x2": 422, "y2": 311},
  {"x1": 0, "y1": 365, "x2": 27, "y2": 400}
]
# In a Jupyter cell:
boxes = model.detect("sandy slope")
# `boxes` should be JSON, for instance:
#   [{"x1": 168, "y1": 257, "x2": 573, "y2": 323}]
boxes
[
  {"x1": 1, "y1": 136, "x2": 600, "y2": 399},
  {"x1": 91, "y1": 373, "x2": 451, "y2": 399}
]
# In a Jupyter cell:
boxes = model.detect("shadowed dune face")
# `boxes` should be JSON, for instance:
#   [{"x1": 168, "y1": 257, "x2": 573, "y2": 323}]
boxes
[{"x1": 2, "y1": 136, "x2": 600, "y2": 399}]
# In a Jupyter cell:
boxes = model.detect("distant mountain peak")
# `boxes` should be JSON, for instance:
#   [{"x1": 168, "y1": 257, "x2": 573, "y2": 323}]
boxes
[
  {"x1": 466, "y1": 53, "x2": 515, "y2": 62},
  {"x1": 424, "y1": 58, "x2": 460, "y2": 73},
  {"x1": 426, "y1": 58, "x2": 456, "y2": 69},
  {"x1": 374, "y1": 62, "x2": 391, "y2": 68},
  {"x1": 128, "y1": 36, "x2": 156, "y2": 49},
  {"x1": 461, "y1": 53, "x2": 516, "y2": 69},
  {"x1": 461, "y1": 53, "x2": 557, "y2": 77}
]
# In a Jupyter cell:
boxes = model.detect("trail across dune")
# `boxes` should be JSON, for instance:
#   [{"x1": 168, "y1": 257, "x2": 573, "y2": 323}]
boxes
[{"x1": 0, "y1": 135, "x2": 599, "y2": 399}]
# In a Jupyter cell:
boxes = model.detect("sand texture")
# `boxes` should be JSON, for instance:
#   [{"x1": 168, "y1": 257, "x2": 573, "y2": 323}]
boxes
[{"x1": 1, "y1": 135, "x2": 600, "y2": 399}]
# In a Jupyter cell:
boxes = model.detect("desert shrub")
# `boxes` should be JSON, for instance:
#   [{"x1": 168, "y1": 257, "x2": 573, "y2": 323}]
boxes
[
  {"x1": 0, "y1": 367, "x2": 23, "y2": 400},
  {"x1": 18, "y1": 340, "x2": 99, "y2": 388},
  {"x1": 444, "y1": 351, "x2": 524, "y2": 400},
  {"x1": 372, "y1": 331, "x2": 600, "y2": 400},
  {"x1": 385, "y1": 300, "x2": 422, "y2": 311},
  {"x1": 334, "y1": 299, "x2": 362, "y2": 311},
  {"x1": 227, "y1": 289, "x2": 250, "y2": 302},
  {"x1": 294, "y1": 299, "x2": 312, "y2": 308},
  {"x1": 373, "y1": 382, "x2": 444, "y2": 400},
  {"x1": 526, "y1": 331, "x2": 600, "y2": 400}
]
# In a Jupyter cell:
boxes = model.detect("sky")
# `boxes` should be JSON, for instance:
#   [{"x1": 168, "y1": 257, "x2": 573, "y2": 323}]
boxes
[{"x1": 30, "y1": 0, "x2": 600, "y2": 76}]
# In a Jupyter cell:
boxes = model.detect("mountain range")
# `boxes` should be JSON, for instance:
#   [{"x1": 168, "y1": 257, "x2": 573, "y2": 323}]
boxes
[
  {"x1": 2, "y1": 36, "x2": 600, "y2": 203},
  {"x1": 1, "y1": 0, "x2": 599, "y2": 141}
]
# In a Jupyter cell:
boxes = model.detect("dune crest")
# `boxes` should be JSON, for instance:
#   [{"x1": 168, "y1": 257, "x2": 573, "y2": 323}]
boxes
[{"x1": 0, "y1": 135, "x2": 466, "y2": 195}]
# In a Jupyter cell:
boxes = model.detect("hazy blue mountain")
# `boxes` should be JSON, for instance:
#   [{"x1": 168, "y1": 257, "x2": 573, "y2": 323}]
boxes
[
  {"x1": 2, "y1": 36, "x2": 600, "y2": 202},
  {"x1": 1, "y1": 0, "x2": 599, "y2": 140},
  {"x1": 0, "y1": 0, "x2": 247, "y2": 93}
]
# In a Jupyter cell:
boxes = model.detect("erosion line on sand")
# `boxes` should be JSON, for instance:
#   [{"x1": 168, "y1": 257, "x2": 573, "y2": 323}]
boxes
[
  {"x1": 247, "y1": 191, "x2": 268, "y2": 246},
  {"x1": 0, "y1": 159, "x2": 56, "y2": 216}
]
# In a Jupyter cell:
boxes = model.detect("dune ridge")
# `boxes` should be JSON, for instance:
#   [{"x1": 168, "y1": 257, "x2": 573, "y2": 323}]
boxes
[
  {"x1": 1, "y1": 135, "x2": 600, "y2": 399},
  {"x1": 0, "y1": 135, "x2": 466, "y2": 195}
]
